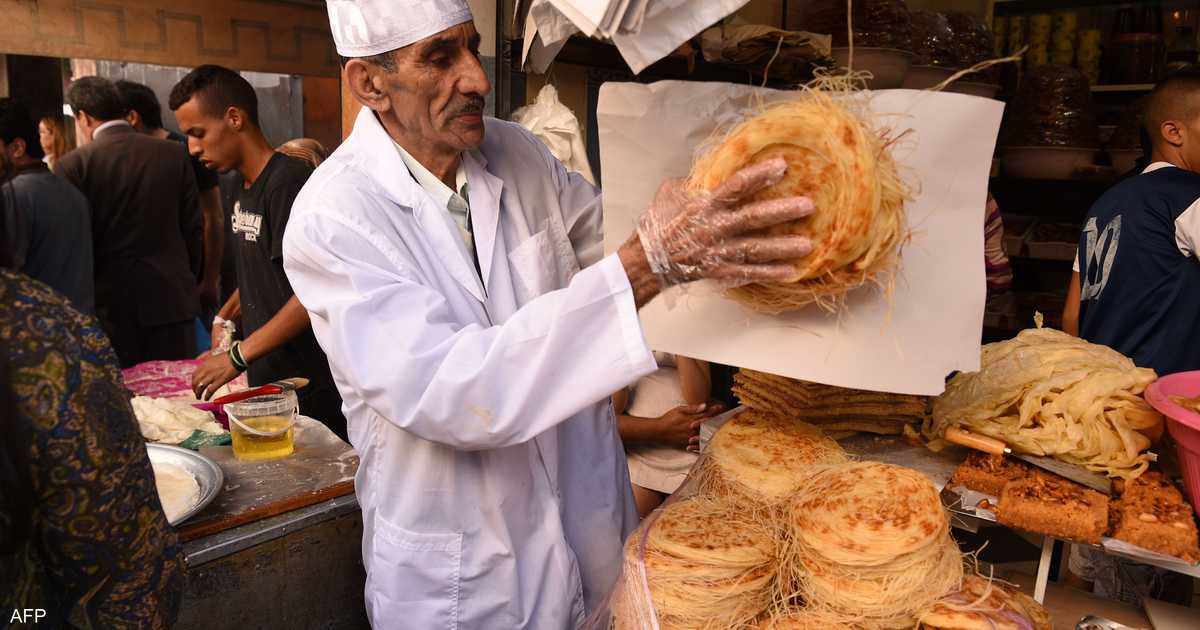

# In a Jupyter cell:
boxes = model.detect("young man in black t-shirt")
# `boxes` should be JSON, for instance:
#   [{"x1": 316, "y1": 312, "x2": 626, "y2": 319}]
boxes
[{"x1": 169, "y1": 65, "x2": 347, "y2": 441}]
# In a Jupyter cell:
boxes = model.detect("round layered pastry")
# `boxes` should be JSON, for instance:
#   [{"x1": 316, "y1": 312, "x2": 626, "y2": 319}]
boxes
[
  {"x1": 689, "y1": 81, "x2": 909, "y2": 313},
  {"x1": 780, "y1": 462, "x2": 964, "y2": 629},
  {"x1": 614, "y1": 496, "x2": 778, "y2": 630},
  {"x1": 700, "y1": 409, "x2": 848, "y2": 509}
]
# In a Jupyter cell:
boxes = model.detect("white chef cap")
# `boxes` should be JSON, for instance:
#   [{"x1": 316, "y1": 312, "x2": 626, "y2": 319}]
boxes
[{"x1": 327, "y1": 0, "x2": 474, "y2": 57}]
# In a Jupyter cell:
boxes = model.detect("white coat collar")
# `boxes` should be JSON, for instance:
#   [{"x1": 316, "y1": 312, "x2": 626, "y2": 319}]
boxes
[{"x1": 349, "y1": 106, "x2": 490, "y2": 302}]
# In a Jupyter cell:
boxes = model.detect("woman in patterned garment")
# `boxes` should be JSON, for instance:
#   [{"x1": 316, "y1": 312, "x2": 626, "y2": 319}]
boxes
[
  {"x1": 984, "y1": 192, "x2": 1013, "y2": 296},
  {"x1": 0, "y1": 189, "x2": 185, "y2": 627}
]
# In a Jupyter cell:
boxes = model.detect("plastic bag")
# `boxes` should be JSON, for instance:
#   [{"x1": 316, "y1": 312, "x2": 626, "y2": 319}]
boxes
[
  {"x1": 633, "y1": 159, "x2": 815, "y2": 290},
  {"x1": 910, "y1": 10, "x2": 956, "y2": 67},
  {"x1": 800, "y1": 0, "x2": 913, "y2": 51},
  {"x1": 946, "y1": 11, "x2": 994, "y2": 69},
  {"x1": 511, "y1": 84, "x2": 597, "y2": 185},
  {"x1": 1002, "y1": 64, "x2": 1100, "y2": 148},
  {"x1": 580, "y1": 414, "x2": 736, "y2": 630}
]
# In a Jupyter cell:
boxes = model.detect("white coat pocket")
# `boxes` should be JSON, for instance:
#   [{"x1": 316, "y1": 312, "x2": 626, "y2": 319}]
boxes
[
  {"x1": 365, "y1": 517, "x2": 463, "y2": 630},
  {"x1": 508, "y1": 229, "x2": 559, "y2": 303}
]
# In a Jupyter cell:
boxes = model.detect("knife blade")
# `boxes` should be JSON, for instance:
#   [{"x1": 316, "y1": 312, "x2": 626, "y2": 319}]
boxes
[
  {"x1": 1011, "y1": 453, "x2": 1112, "y2": 495},
  {"x1": 943, "y1": 427, "x2": 1113, "y2": 495}
]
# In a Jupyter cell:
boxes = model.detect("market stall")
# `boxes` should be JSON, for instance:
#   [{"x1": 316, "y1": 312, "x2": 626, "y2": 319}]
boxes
[
  {"x1": 534, "y1": 0, "x2": 1200, "y2": 624},
  {"x1": 122, "y1": 360, "x2": 367, "y2": 629}
]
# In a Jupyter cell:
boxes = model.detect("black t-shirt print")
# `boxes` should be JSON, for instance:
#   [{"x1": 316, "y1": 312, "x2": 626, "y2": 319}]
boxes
[{"x1": 231, "y1": 153, "x2": 337, "y2": 396}]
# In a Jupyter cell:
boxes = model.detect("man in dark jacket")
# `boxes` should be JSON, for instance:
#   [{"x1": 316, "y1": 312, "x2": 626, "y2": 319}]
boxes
[
  {"x1": 0, "y1": 97, "x2": 94, "y2": 313},
  {"x1": 58, "y1": 76, "x2": 203, "y2": 366},
  {"x1": 116, "y1": 79, "x2": 223, "y2": 316}
]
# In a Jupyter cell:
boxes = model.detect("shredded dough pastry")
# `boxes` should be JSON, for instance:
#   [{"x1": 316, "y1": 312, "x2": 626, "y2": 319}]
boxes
[
  {"x1": 152, "y1": 461, "x2": 200, "y2": 523},
  {"x1": 614, "y1": 496, "x2": 777, "y2": 630},
  {"x1": 928, "y1": 328, "x2": 1163, "y2": 479},
  {"x1": 700, "y1": 408, "x2": 848, "y2": 509},
  {"x1": 780, "y1": 462, "x2": 963, "y2": 628},
  {"x1": 689, "y1": 76, "x2": 909, "y2": 313}
]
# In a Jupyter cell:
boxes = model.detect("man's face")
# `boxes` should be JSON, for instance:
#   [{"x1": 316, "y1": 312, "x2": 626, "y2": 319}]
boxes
[
  {"x1": 174, "y1": 97, "x2": 240, "y2": 173},
  {"x1": 382, "y1": 22, "x2": 490, "y2": 154},
  {"x1": 1181, "y1": 109, "x2": 1200, "y2": 171}
]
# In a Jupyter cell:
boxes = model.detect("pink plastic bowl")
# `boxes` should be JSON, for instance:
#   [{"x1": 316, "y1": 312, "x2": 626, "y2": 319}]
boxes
[{"x1": 1145, "y1": 371, "x2": 1200, "y2": 513}]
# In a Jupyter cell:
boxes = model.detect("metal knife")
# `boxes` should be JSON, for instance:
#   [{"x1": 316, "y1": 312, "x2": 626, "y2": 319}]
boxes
[{"x1": 945, "y1": 426, "x2": 1114, "y2": 495}]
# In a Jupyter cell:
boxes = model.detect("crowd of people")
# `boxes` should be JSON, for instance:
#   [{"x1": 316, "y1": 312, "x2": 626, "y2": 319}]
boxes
[{"x1": 0, "y1": 67, "x2": 346, "y2": 626}]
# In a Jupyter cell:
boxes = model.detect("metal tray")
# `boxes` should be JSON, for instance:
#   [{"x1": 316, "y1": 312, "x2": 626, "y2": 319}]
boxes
[{"x1": 146, "y1": 443, "x2": 223, "y2": 526}]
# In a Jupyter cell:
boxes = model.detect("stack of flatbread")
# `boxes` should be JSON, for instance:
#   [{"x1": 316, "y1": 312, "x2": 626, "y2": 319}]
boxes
[
  {"x1": 733, "y1": 368, "x2": 928, "y2": 437},
  {"x1": 701, "y1": 409, "x2": 848, "y2": 510},
  {"x1": 613, "y1": 496, "x2": 777, "y2": 630}
]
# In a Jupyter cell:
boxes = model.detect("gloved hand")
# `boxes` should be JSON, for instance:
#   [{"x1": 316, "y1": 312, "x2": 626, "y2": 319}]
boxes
[{"x1": 635, "y1": 157, "x2": 814, "y2": 288}]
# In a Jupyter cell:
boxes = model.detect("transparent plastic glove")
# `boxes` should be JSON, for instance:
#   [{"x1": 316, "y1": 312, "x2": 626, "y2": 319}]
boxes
[{"x1": 636, "y1": 158, "x2": 815, "y2": 289}]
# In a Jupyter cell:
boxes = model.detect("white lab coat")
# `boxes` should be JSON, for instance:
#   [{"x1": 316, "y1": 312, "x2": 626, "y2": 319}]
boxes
[{"x1": 282, "y1": 107, "x2": 657, "y2": 629}]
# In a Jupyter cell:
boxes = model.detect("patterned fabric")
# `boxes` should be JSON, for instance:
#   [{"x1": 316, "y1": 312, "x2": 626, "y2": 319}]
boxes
[
  {"x1": 984, "y1": 194, "x2": 1013, "y2": 295},
  {"x1": 0, "y1": 269, "x2": 184, "y2": 629}
]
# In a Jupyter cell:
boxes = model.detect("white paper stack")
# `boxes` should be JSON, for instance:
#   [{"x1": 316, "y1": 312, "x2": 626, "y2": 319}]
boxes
[{"x1": 521, "y1": 0, "x2": 750, "y2": 74}]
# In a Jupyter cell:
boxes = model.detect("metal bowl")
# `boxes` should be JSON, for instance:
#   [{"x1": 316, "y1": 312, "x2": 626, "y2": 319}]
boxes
[
  {"x1": 1002, "y1": 146, "x2": 1099, "y2": 180},
  {"x1": 944, "y1": 81, "x2": 1001, "y2": 99},
  {"x1": 901, "y1": 64, "x2": 956, "y2": 89},
  {"x1": 831, "y1": 47, "x2": 913, "y2": 89},
  {"x1": 1109, "y1": 148, "x2": 1142, "y2": 175},
  {"x1": 146, "y1": 443, "x2": 223, "y2": 526}
]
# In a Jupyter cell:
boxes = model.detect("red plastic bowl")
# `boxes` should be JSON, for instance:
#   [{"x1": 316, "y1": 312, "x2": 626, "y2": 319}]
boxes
[{"x1": 1145, "y1": 370, "x2": 1200, "y2": 513}]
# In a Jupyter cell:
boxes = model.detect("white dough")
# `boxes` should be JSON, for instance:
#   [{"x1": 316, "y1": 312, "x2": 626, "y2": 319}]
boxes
[
  {"x1": 132, "y1": 396, "x2": 224, "y2": 444},
  {"x1": 152, "y1": 461, "x2": 201, "y2": 523}
]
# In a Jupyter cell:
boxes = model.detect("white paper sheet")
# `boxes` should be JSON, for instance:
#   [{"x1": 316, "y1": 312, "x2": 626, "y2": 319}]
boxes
[
  {"x1": 598, "y1": 81, "x2": 1004, "y2": 395},
  {"x1": 610, "y1": 0, "x2": 749, "y2": 73}
]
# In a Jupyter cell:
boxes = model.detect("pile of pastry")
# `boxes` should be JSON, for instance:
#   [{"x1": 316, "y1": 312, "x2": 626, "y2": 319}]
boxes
[
  {"x1": 733, "y1": 368, "x2": 928, "y2": 438},
  {"x1": 612, "y1": 408, "x2": 1051, "y2": 630}
]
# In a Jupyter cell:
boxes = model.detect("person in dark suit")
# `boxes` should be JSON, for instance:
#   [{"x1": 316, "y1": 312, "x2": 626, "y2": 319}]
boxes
[
  {"x1": 58, "y1": 76, "x2": 203, "y2": 367},
  {"x1": 116, "y1": 80, "x2": 224, "y2": 317}
]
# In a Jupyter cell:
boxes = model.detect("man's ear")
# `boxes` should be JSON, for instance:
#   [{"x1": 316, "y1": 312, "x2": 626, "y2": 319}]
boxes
[
  {"x1": 126, "y1": 109, "x2": 140, "y2": 129},
  {"x1": 344, "y1": 59, "x2": 393, "y2": 113},
  {"x1": 1162, "y1": 120, "x2": 1186, "y2": 147},
  {"x1": 226, "y1": 106, "x2": 245, "y2": 132}
]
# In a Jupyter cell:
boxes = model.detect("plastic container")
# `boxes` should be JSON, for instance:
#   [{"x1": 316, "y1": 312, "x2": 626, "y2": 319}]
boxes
[
  {"x1": 1144, "y1": 371, "x2": 1200, "y2": 514},
  {"x1": 225, "y1": 390, "x2": 298, "y2": 461}
]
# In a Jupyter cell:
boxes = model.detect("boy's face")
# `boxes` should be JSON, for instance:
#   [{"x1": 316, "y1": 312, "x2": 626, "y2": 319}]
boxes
[{"x1": 175, "y1": 96, "x2": 241, "y2": 174}]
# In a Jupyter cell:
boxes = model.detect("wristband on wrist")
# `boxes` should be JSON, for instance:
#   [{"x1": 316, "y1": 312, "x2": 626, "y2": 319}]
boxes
[
  {"x1": 229, "y1": 340, "x2": 249, "y2": 371},
  {"x1": 213, "y1": 315, "x2": 228, "y2": 327}
]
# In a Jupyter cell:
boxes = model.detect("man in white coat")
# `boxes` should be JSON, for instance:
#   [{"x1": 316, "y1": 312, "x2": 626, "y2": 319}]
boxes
[{"x1": 283, "y1": 1, "x2": 817, "y2": 627}]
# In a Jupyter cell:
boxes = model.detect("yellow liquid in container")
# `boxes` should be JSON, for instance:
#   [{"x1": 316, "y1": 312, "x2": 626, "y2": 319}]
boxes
[{"x1": 230, "y1": 414, "x2": 295, "y2": 460}]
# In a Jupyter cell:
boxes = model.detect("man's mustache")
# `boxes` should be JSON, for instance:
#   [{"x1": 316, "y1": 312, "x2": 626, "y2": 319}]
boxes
[{"x1": 451, "y1": 96, "x2": 486, "y2": 116}]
